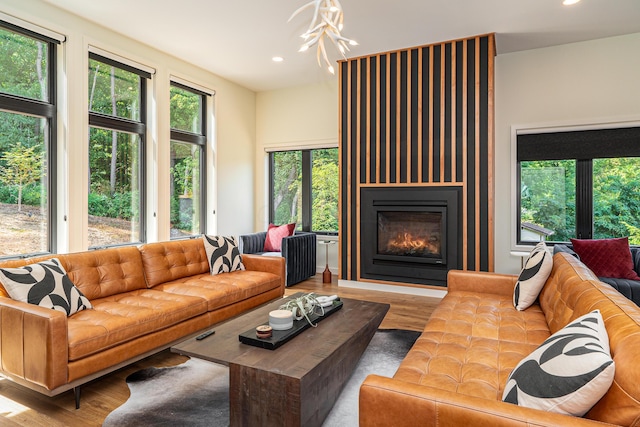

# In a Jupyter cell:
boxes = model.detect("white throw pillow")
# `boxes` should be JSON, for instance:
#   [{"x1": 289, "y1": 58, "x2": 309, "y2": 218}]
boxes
[
  {"x1": 502, "y1": 310, "x2": 615, "y2": 416},
  {"x1": 513, "y1": 241, "x2": 553, "y2": 310},
  {"x1": 0, "y1": 258, "x2": 92, "y2": 316},
  {"x1": 202, "y1": 235, "x2": 245, "y2": 275}
]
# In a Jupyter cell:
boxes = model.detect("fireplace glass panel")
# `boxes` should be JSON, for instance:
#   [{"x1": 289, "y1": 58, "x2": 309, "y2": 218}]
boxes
[{"x1": 377, "y1": 211, "x2": 442, "y2": 258}]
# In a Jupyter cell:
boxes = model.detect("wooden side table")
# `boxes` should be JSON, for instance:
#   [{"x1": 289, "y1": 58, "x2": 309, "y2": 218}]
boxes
[{"x1": 319, "y1": 240, "x2": 336, "y2": 283}]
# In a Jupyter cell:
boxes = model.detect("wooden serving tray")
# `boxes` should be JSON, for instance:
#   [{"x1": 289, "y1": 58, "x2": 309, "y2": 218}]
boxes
[{"x1": 239, "y1": 299, "x2": 343, "y2": 350}]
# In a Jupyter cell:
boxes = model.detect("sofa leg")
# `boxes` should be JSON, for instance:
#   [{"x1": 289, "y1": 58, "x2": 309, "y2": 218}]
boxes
[{"x1": 74, "y1": 386, "x2": 81, "y2": 409}]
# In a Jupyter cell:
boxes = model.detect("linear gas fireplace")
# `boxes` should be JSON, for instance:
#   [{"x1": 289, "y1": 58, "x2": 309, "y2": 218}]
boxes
[{"x1": 361, "y1": 187, "x2": 462, "y2": 286}]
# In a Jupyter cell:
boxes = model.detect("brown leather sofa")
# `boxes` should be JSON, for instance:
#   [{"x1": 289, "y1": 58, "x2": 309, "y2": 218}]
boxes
[
  {"x1": 0, "y1": 238, "x2": 284, "y2": 406},
  {"x1": 360, "y1": 252, "x2": 640, "y2": 426}
]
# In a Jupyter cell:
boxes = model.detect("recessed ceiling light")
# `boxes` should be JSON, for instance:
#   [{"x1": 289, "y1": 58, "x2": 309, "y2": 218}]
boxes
[
  {"x1": 272, "y1": 56, "x2": 284, "y2": 62},
  {"x1": 563, "y1": 0, "x2": 581, "y2": 5}
]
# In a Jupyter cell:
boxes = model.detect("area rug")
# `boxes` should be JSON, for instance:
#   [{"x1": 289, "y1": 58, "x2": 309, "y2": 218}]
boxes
[{"x1": 102, "y1": 329, "x2": 420, "y2": 427}]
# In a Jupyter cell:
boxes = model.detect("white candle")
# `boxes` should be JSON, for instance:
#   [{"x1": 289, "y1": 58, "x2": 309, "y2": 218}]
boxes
[{"x1": 269, "y1": 309, "x2": 294, "y2": 330}]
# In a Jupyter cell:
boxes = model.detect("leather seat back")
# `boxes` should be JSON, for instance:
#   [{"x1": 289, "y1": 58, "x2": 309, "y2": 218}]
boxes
[
  {"x1": 540, "y1": 252, "x2": 640, "y2": 425},
  {"x1": 139, "y1": 238, "x2": 210, "y2": 288}
]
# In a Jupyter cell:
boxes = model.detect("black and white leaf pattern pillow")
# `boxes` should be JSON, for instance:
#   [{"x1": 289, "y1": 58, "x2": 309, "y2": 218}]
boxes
[
  {"x1": 502, "y1": 310, "x2": 615, "y2": 416},
  {"x1": 202, "y1": 235, "x2": 245, "y2": 275},
  {"x1": 514, "y1": 241, "x2": 553, "y2": 310},
  {"x1": 0, "y1": 258, "x2": 92, "y2": 316}
]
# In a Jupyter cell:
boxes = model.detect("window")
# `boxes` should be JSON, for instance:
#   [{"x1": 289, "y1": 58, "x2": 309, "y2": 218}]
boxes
[
  {"x1": 169, "y1": 82, "x2": 207, "y2": 238},
  {"x1": 517, "y1": 126, "x2": 640, "y2": 245},
  {"x1": 0, "y1": 22, "x2": 58, "y2": 257},
  {"x1": 269, "y1": 148, "x2": 338, "y2": 233},
  {"x1": 88, "y1": 53, "x2": 149, "y2": 248}
]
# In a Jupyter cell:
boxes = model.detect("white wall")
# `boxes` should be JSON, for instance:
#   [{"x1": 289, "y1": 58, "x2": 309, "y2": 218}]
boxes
[
  {"x1": 495, "y1": 33, "x2": 640, "y2": 274},
  {"x1": 255, "y1": 79, "x2": 339, "y2": 272},
  {"x1": 2, "y1": 0, "x2": 257, "y2": 252}
]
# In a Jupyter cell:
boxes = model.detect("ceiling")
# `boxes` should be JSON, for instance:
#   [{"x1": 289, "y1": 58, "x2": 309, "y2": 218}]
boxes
[{"x1": 43, "y1": 0, "x2": 640, "y2": 92}]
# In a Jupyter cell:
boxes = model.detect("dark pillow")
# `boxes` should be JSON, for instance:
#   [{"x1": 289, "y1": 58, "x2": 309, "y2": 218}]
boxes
[
  {"x1": 570, "y1": 237, "x2": 640, "y2": 280},
  {"x1": 264, "y1": 223, "x2": 296, "y2": 252}
]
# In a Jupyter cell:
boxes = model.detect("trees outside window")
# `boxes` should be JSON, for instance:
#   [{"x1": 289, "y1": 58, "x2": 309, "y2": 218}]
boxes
[
  {"x1": 169, "y1": 82, "x2": 206, "y2": 238},
  {"x1": 517, "y1": 127, "x2": 640, "y2": 245},
  {"x1": 88, "y1": 54, "x2": 148, "y2": 248},
  {"x1": 0, "y1": 24, "x2": 56, "y2": 257},
  {"x1": 270, "y1": 148, "x2": 338, "y2": 233}
]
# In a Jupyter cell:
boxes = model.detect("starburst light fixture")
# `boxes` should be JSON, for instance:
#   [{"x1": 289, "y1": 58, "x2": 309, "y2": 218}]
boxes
[{"x1": 288, "y1": 0, "x2": 358, "y2": 74}]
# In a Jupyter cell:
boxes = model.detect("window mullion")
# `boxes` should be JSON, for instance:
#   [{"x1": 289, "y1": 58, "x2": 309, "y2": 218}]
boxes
[
  {"x1": 302, "y1": 150, "x2": 312, "y2": 232},
  {"x1": 576, "y1": 159, "x2": 593, "y2": 239}
]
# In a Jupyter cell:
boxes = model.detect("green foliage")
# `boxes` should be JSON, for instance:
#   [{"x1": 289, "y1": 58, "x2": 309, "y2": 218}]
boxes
[
  {"x1": 0, "y1": 142, "x2": 44, "y2": 211},
  {"x1": 312, "y1": 149, "x2": 339, "y2": 232},
  {"x1": 0, "y1": 182, "x2": 42, "y2": 206},
  {"x1": 88, "y1": 191, "x2": 139, "y2": 220},
  {"x1": 521, "y1": 157, "x2": 640, "y2": 244},
  {"x1": 520, "y1": 160, "x2": 576, "y2": 241},
  {"x1": 273, "y1": 151, "x2": 302, "y2": 226},
  {"x1": 170, "y1": 86, "x2": 201, "y2": 133}
]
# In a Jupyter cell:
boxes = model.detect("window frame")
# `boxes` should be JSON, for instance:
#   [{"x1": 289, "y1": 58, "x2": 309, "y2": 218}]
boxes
[
  {"x1": 513, "y1": 123, "x2": 640, "y2": 248},
  {"x1": 88, "y1": 52, "x2": 149, "y2": 249},
  {"x1": 169, "y1": 81, "x2": 207, "y2": 238},
  {"x1": 268, "y1": 147, "x2": 339, "y2": 235},
  {"x1": 0, "y1": 21, "x2": 59, "y2": 258}
]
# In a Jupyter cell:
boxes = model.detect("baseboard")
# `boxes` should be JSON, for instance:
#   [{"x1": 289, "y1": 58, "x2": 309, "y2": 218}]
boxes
[{"x1": 338, "y1": 279, "x2": 447, "y2": 299}]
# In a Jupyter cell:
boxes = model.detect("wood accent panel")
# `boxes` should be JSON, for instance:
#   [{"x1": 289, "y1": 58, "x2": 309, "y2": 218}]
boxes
[{"x1": 339, "y1": 34, "x2": 495, "y2": 284}]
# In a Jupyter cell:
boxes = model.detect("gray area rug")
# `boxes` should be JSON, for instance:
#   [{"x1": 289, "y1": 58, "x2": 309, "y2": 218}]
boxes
[{"x1": 102, "y1": 329, "x2": 420, "y2": 427}]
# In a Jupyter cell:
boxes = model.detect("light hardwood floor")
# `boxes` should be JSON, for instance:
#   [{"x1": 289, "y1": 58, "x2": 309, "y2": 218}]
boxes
[{"x1": 0, "y1": 275, "x2": 440, "y2": 427}]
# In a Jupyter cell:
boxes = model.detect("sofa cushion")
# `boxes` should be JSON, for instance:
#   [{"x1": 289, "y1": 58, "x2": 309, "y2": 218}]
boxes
[
  {"x1": 394, "y1": 290, "x2": 551, "y2": 400},
  {"x1": 57, "y1": 246, "x2": 148, "y2": 300},
  {"x1": 66, "y1": 289, "x2": 207, "y2": 361},
  {"x1": 152, "y1": 270, "x2": 281, "y2": 312},
  {"x1": 264, "y1": 223, "x2": 295, "y2": 252},
  {"x1": 514, "y1": 242, "x2": 553, "y2": 311},
  {"x1": 570, "y1": 237, "x2": 640, "y2": 280},
  {"x1": 139, "y1": 239, "x2": 210, "y2": 287},
  {"x1": 502, "y1": 310, "x2": 614, "y2": 417},
  {"x1": 203, "y1": 235, "x2": 245, "y2": 274},
  {"x1": 0, "y1": 258, "x2": 92, "y2": 316}
]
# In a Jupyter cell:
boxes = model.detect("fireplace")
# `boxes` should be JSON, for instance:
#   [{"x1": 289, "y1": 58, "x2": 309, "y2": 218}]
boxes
[
  {"x1": 361, "y1": 187, "x2": 461, "y2": 286},
  {"x1": 377, "y1": 210, "x2": 445, "y2": 262}
]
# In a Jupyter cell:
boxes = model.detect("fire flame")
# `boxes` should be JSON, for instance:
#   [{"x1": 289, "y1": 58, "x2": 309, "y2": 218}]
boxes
[{"x1": 385, "y1": 232, "x2": 439, "y2": 255}]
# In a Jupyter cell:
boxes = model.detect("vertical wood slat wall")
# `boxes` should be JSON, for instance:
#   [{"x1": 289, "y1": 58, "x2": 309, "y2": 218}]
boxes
[{"x1": 339, "y1": 34, "x2": 495, "y2": 285}]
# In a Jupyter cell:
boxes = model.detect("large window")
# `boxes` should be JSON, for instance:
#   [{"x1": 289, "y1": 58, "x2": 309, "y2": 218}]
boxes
[
  {"x1": 0, "y1": 22, "x2": 58, "y2": 257},
  {"x1": 269, "y1": 148, "x2": 338, "y2": 233},
  {"x1": 517, "y1": 127, "x2": 640, "y2": 245},
  {"x1": 169, "y1": 82, "x2": 207, "y2": 238},
  {"x1": 88, "y1": 53, "x2": 148, "y2": 248}
]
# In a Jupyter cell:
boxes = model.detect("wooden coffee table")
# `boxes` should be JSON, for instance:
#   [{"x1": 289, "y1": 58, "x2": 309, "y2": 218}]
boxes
[{"x1": 171, "y1": 294, "x2": 389, "y2": 427}]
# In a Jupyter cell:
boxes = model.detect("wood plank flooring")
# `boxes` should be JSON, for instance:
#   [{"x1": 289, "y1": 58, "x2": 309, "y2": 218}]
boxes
[{"x1": 0, "y1": 275, "x2": 440, "y2": 427}]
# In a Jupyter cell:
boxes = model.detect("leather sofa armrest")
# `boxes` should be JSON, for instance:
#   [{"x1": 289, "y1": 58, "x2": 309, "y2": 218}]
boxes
[
  {"x1": 241, "y1": 254, "x2": 286, "y2": 289},
  {"x1": 447, "y1": 270, "x2": 517, "y2": 297},
  {"x1": 0, "y1": 297, "x2": 68, "y2": 390},
  {"x1": 359, "y1": 375, "x2": 610, "y2": 427},
  {"x1": 239, "y1": 232, "x2": 267, "y2": 254}
]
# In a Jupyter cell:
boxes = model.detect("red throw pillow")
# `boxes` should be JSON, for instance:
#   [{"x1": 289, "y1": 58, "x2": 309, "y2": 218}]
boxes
[
  {"x1": 264, "y1": 223, "x2": 296, "y2": 252},
  {"x1": 570, "y1": 237, "x2": 640, "y2": 280}
]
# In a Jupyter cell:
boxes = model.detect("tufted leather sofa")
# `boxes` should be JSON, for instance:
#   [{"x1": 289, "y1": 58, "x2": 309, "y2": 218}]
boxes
[
  {"x1": 0, "y1": 238, "x2": 284, "y2": 406},
  {"x1": 360, "y1": 252, "x2": 640, "y2": 426}
]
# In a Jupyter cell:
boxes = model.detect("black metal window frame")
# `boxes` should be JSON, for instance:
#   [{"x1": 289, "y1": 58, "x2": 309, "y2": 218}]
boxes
[
  {"x1": 0, "y1": 21, "x2": 59, "y2": 258},
  {"x1": 268, "y1": 148, "x2": 338, "y2": 235},
  {"x1": 169, "y1": 81, "x2": 207, "y2": 237},
  {"x1": 88, "y1": 52, "x2": 149, "y2": 248},
  {"x1": 516, "y1": 126, "x2": 640, "y2": 246}
]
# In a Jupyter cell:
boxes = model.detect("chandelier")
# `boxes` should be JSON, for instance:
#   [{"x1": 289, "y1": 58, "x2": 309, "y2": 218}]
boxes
[{"x1": 289, "y1": 0, "x2": 358, "y2": 74}]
